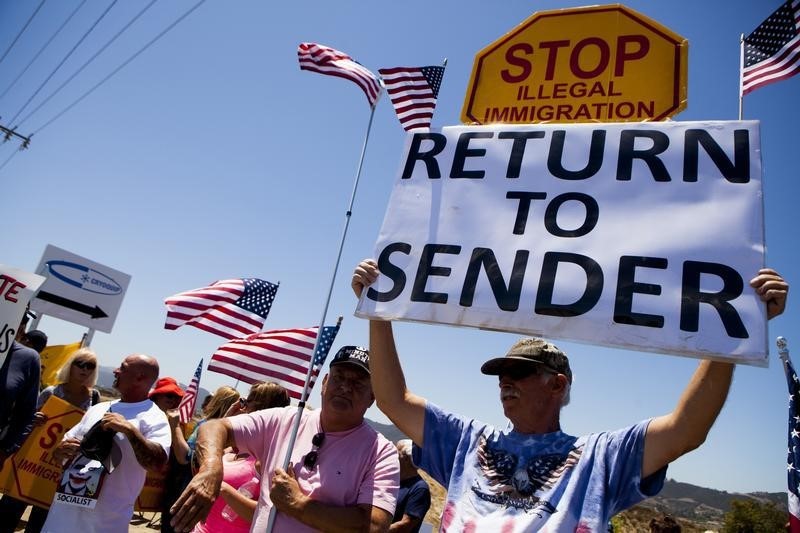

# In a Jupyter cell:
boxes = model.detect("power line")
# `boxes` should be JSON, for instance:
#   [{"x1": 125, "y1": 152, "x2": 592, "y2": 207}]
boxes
[
  {"x1": 7, "y1": 0, "x2": 120, "y2": 127},
  {"x1": 17, "y1": 0, "x2": 160, "y2": 128},
  {"x1": 0, "y1": 0, "x2": 89, "y2": 102},
  {"x1": 32, "y1": 0, "x2": 208, "y2": 136},
  {"x1": 0, "y1": 0, "x2": 48, "y2": 68}
]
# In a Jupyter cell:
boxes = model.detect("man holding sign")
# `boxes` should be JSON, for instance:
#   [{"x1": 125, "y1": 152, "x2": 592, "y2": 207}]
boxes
[
  {"x1": 352, "y1": 260, "x2": 787, "y2": 531},
  {"x1": 0, "y1": 266, "x2": 45, "y2": 469}
]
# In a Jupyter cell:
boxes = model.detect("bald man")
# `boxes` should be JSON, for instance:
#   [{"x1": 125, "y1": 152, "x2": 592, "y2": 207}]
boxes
[{"x1": 42, "y1": 354, "x2": 171, "y2": 532}]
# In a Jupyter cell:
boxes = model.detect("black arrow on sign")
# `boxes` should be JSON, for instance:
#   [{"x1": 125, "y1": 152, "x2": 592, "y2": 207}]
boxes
[{"x1": 36, "y1": 291, "x2": 108, "y2": 319}]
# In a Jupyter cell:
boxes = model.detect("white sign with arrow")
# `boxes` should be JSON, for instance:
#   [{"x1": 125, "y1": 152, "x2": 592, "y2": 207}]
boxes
[{"x1": 30, "y1": 245, "x2": 131, "y2": 333}]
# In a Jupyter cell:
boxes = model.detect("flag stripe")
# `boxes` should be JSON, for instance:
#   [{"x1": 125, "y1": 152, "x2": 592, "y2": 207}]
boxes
[
  {"x1": 178, "y1": 359, "x2": 203, "y2": 424},
  {"x1": 379, "y1": 65, "x2": 445, "y2": 132},
  {"x1": 298, "y1": 42, "x2": 382, "y2": 106},
  {"x1": 207, "y1": 325, "x2": 340, "y2": 400}
]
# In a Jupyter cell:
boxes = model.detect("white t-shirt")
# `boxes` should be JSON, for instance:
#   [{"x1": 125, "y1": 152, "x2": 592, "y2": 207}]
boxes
[{"x1": 42, "y1": 398, "x2": 171, "y2": 533}]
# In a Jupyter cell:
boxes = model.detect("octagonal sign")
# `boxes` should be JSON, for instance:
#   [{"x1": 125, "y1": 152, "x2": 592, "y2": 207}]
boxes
[{"x1": 461, "y1": 4, "x2": 688, "y2": 124}]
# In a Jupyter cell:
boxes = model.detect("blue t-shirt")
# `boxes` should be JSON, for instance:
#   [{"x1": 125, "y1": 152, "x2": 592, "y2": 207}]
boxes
[
  {"x1": 393, "y1": 474, "x2": 431, "y2": 532},
  {"x1": 413, "y1": 402, "x2": 666, "y2": 532}
]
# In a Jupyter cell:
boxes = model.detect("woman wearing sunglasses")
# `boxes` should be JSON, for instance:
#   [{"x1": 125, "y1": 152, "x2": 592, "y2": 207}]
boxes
[
  {"x1": 191, "y1": 381, "x2": 290, "y2": 533},
  {"x1": 0, "y1": 348, "x2": 101, "y2": 533}
]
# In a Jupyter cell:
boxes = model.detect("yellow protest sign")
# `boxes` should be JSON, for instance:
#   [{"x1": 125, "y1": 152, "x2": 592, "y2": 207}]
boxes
[
  {"x1": 461, "y1": 4, "x2": 688, "y2": 124},
  {"x1": 40, "y1": 342, "x2": 81, "y2": 388},
  {"x1": 0, "y1": 396, "x2": 84, "y2": 508}
]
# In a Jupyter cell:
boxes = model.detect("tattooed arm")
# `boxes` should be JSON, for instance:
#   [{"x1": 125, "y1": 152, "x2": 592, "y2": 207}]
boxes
[{"x1": 101, "y1": 412, "x2": 167, "y2": 470}]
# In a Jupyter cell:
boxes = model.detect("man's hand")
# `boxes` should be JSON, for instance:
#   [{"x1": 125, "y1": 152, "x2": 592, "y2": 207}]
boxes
[
  {"x1": 31, "y1": 412, "x2": 47, "y2": 427},
  {"x1": 352, "y1": 259, "x2": 379, "y2": 299},
  {"x1": 53, "y1": 437, "x2": 81, "y2": 465},
  {"x1": 170, "y1": 465, "x2": 223, "y2": 531},
  {"x1": 166, "y1": 409, "x2": 180, "y2": 430},
  {"x1": 100, "y1": 412, "x2": 135, "y2": 437},
  {"x1": 750, "y1": 268, "x2": 789, "y2": 319},
  {"x1": 270, "y1": 464, "x2": 308, "y2": 519}
]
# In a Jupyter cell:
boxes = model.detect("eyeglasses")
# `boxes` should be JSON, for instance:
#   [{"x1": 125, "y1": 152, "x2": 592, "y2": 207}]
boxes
[
  {"x1": 302, "y1": 432, "x2": 325, "y2": 470},
  {"x1": 73, "y1": 360, "x2": 97, "y2": 371},
  {"x1": 500, "y1": 365, "x2": 553, "y2": 381}
]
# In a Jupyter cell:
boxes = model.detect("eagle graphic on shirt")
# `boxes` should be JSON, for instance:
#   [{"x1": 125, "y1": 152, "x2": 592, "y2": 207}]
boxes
[{"x1": 475, "y1": 435, "x2": 582, "y2": 504}]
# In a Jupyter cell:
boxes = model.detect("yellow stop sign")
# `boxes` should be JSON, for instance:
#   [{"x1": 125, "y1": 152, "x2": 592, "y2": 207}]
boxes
[{"x1": 461, "y1": 4, "x2": 688, "y2": 124}]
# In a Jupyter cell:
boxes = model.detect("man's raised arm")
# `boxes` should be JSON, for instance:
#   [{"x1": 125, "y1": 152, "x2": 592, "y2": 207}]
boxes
[
  {"x1": 353, "y1": 259, "x2": 427, "y2": 446},
  {"x1": 642, "y1": 268, "x2": 789, "y2": 478},
  {"x1": 170, "y1": 418, "x2": 236, "y2": 531}
]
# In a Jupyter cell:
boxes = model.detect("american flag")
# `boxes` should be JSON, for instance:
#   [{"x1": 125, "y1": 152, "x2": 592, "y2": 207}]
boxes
[
  {"x1": 379, "y1": 65, "x2": 445, "y2": 131},
  {"x1": 741, "y1": 0, "x2": 800, "y2": 95},
  {"x1": 298, "y1": 42, "x2": 382, "y2": 107},
  {"x1": 782, "y1": 338, "x2": 800, "y2": 531},
  {"x1": 164, "y1": 278, "x2": 278, "y2": 340},
  {"x1": 178, "y1": 359, "x2": 203, "y2": 424},
  {"x1": 207, "y1": 324, "x2": 340, "y2": 400}
]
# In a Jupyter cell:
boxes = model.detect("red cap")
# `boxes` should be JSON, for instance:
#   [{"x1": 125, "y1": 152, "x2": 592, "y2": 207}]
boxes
[{"x1": 149, "y1": 377, "x2": 185, "y2": 398}]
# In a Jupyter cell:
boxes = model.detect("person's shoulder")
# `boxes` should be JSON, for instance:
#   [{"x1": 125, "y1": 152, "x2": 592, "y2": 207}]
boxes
[{"x1": 11, "y1": 341, "x2": 39, "y2": 362}]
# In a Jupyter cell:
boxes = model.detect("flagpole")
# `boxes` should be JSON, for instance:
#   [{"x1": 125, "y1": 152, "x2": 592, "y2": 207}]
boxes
[
  {"x1": 738, "y1": 33, "x2": 745, "y2": 120},
  {"x1": 264, "y1": 104, "x2": 378, "y2": 533},
  {"x1": 779, "y1": 336, "x2": 790, "y2": 365}
]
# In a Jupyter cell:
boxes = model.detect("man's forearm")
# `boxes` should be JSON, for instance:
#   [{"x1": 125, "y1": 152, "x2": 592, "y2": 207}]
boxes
[
  {"x1": 284, "y1": 500, "x2": 385, "y2": 533},
  {"x1": 195, "y1": 419, "x2": 234, "y2": 473},
  {"x1": 125, "y1": 426, "x2": 167, "y2": 470}
]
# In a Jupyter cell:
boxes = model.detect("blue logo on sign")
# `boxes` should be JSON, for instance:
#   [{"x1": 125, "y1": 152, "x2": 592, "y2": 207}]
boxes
[{"x1": 46, "y1": 260, "x2": 122, "y2": 296}]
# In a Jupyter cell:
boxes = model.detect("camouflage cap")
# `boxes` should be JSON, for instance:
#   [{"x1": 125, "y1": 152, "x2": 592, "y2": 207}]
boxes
[{"x1": 480, "y1": 338, "x2": 572, "y2": 383}]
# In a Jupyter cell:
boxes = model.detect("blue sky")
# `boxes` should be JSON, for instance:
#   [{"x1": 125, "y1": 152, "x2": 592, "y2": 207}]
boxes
[{"x1": 1, "y1": 1, "x2": 798, "y2": 494}]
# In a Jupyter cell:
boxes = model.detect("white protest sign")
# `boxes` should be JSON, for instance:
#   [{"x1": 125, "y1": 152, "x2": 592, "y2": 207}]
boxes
[
  {"x1": 356, "y1": 121, "x2": 766, "y2": 365},
  {"x1": 30, "y1": 245, "x2": 131, "y2": 334},
  {"x1": 0, "y1": 265, "x2": 46, "y2": 366}
]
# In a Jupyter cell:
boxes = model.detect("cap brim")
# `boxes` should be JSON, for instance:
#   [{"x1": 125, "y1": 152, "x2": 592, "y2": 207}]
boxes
[
  {"x1": 480, "y1": 356, "x2": 550, "y2": 375},
  {"x1": 330, "y1": 360, "x2": 370, "y2": 375}
]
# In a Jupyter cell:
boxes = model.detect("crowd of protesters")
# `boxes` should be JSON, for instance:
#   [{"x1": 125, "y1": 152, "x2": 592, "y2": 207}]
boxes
[{"x1": 0, "y1": 262, "x2": 789, "y2": 532}]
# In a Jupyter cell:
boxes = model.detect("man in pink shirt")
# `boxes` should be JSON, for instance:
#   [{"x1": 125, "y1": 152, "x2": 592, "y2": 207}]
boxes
[{"x1": 170, "y1": 346, "x2": 400, "y2": 532}]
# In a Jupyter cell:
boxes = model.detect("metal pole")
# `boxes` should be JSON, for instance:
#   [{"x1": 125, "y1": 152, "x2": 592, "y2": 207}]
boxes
[
  {"x1": 738, "y1": 33, "x2": 744, "y2": 120},
  {"x1": 82, "y1": 328, "x2": 95, "y2": 347},
  {"x1": 263, "y1": 104, "x2": 378, "y2": 533}
]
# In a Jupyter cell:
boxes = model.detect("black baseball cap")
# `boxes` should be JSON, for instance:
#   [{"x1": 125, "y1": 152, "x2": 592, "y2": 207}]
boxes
[
  {"x1": 330, "y1": 345, "x2": 370, "y2": 374},
  {"x1": 481, "y1": 338, "x2": 572, "y2": 383}
]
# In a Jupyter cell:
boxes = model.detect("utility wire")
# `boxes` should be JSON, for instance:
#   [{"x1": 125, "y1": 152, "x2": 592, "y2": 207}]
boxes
[
  {"x1": 17, "y1": 0, "x2": 160, "y2": 128},
  {"x1": 0, "y1": 150, "x2": 19, "y2": 173},
  {"x1": 32, "y1": 0, "x2": 207, "y2": 136},
  {"x1": 0, "y1": 0, "x2": 89, "y2": 102},
  {"x1": 0, "y1": 0, "x2": 47, "y2": 68},
  {"x1": 7, "y1": 0, "x2": 119, "y2": 127}
]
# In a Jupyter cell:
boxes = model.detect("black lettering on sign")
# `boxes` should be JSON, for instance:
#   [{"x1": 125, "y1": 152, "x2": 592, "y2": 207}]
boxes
[
  {"x1": 683, "y1": 129, "x2": 750, "y2": 183},
  {"x1": 535, "y1": 252, "x2": 603, "y2": 317},
  {"x1": 614, "y1": 256, "x2": 667, "y2": 328},
  {"x1": 498, "y1": 131, "x2": 545, "y2": 179},
  {"x1": 460, "y1": 248, "x2": 529, "y2": 311},
  {"x1": 543, "y1": 192, "x2": 599, "y2": 237},
  {"x1": 680, "y1": 261, "x2": 748, "y2": 338},
  {"x1": 507, "y1": 191, "x2": 547, "y2": 235},
  {"x1": 401, "y1": 133, "x2": 447, "y2": 179},
  {"x1": 411, "y1": 244, "x2": 461, "y2": 304},
  {"x1": 451, "y1": 132, "x2": 494, "y2": 179},
  {"x1": 547, "y1": 129, "x2": 606, "y2": 180},
  {"x1": 617, "y1": 130, "x2": 671, "y2": 181},
  {"x1": 369, "y1": 243, "x2": 412, "y2": 302}
]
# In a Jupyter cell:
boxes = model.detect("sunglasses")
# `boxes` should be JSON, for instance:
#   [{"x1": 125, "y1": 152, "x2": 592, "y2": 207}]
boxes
[
  {"x1": 73, "y1": 360, "x2": 97, "y2": 371},
  {"x1": 500, "y1": 365, "x2": 553, "y2": 381},
  {"x1": 302, "y1": 432, "x2": 326, "y2": 470}
]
